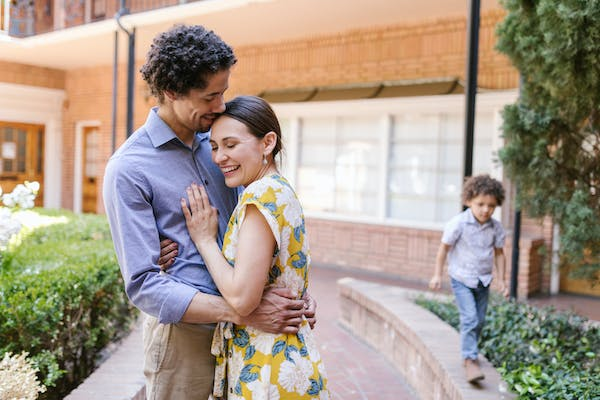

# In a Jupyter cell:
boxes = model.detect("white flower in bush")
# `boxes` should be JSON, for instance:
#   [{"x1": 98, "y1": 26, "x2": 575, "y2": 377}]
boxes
[
  {"x1": 0, "y1": 352, "x2": 46, "y2": 400},
  {"x1": 2, "y1": 181, "x2": 39, "y2": 209},
  {"x1": 0, "y1": 208, "x2": 22, "y2": 249},
  {"x1": 0, "y1": 181, "x2": 39, "y2": 249}
]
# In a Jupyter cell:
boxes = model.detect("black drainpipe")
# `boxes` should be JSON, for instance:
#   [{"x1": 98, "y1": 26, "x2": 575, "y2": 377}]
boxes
[
  {"x1": 111, "y1": 29, "x2": 118, "y2": 153},
  {"x1": 114, "y1": 1, "x2": 135, "y2": 140},
  {"x1": 509, "y1": 77, "x2": 524, "y2": 300},
  {"x1": 463, "y1": 0, "x2": 480, "y2": 186}
]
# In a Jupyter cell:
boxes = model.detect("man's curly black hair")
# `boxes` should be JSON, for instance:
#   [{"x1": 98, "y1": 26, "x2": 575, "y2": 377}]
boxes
[
  {"x1": 140, "y1": 24, "x2": 237, "y2": 103},
  {"x1": 461, "y1": 174, "x2": 505, "y2": 206}
]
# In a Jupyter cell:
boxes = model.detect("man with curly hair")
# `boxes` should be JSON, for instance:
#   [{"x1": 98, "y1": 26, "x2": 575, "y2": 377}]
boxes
[
  {"x1": 429, "y1": 174, "x2": 508, "y2": 384},
  {"x1": 103, "y1": 25, "x2": 314, "y2": 399}
]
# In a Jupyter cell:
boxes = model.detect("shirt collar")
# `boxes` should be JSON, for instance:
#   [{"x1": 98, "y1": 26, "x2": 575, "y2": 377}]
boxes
[
  {"x1": 145, "y1": 107, "x2": 209, "y2": 148},
  {"x1": 465, "y1": 208, "x2": 493, "y2": 227}
]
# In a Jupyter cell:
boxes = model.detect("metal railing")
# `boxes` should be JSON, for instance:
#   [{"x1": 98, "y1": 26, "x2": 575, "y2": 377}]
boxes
[{"x1": 4, "y1": 0, "x2": 203, "y2": 38}]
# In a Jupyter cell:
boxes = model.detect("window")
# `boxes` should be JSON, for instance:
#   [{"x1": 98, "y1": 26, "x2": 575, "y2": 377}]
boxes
[
  {"x1": 297, "y1": 116, "x2": 380, "y2": 216},
  {"x1": 273, "y1": 92, "x2": 513, "y2": 226}
]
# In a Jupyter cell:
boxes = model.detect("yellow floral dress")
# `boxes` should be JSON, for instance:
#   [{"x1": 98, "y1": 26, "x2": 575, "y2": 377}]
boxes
[{"x1": 210, "y1": 174, "x2": 329, "y2": 400}]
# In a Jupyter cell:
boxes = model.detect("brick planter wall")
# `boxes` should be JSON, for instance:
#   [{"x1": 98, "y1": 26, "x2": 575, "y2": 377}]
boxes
[{"x1": 338, "y1": 278, "x2": 515, "y2": 400}]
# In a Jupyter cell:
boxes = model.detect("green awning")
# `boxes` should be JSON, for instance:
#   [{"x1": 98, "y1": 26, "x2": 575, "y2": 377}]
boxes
[{"x1": 258, "y1": 77, "x2": 464, "y2": 103}]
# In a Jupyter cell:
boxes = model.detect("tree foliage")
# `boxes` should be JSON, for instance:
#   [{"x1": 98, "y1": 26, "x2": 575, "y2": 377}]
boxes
[{"x1": 496, "y1": 0, "x2": 600, "y2": 281}]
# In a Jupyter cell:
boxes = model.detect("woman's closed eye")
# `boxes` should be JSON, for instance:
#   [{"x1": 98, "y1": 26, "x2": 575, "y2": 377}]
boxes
[{"x1": 211, "y1": 143, "x2": 237, "y2": 152}]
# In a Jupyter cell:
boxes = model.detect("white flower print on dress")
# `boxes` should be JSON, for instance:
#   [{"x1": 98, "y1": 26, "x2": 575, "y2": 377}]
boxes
[
  {"x1": 278, "y1": 352, "x2": 313, "y2": 395},
  {"x1": 247, "y1": 365, "x2": 280, "y2": 400},
  {"x1": 299, "y1": 324, "x2": 321, "y2": 362},
  {"x1": 317, "y1": 361, "x2": 328, "y2": 381},
  {"x1": 228, "y1": 345, "x2": 245, "y2": 393},
  {"x1": 247, "y1": 327, "x2": 277, "y2": 355},
  {"x1": 278, "y1": 225, "x2": 291, "y2": 266},
  {"x1": 276, "y1": 190, "x2": 303, "y2": 227},
  {"x1": 318, "y1": 389, "x2": 330, "y2": 400},
  {"x1": 222, "y1": 222, "x2": 239, "y2": 261},
  {"x1": 276, "y1": 268, "x2": 305, "y2": 297},
  {"x1": 246, "y1": 178, "x2": 273, "y2": 198}
]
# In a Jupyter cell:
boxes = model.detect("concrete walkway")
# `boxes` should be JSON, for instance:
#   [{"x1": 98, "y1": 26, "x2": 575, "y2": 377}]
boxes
[{"x1": 66, "y1": 265, "x2": 600, "y2": 400}]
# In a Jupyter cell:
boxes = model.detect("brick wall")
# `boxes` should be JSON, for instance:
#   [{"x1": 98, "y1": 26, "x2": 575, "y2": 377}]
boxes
[
  {"x1": 307, "y1": 218, "x2": 442, "y2": 282},
  {"x1": 231, "y1": 10, "x2": 517, "y2": 95},
  {"x1": 0, "y1": 60, "x2": 65, "y2": 89}
]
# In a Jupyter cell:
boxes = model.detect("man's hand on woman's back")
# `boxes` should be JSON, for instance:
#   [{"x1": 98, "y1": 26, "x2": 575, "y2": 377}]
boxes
[{"x1": 158, "y1": 239, "x2": 318, "y2": 333}]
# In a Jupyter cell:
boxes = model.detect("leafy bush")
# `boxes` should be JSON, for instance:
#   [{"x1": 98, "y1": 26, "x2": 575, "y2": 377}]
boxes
[
  {"x1": 416, "y1": 296, "x2": 600, "y2": 399},
  {"x1": 496, "y1": 0, "x2": 600, "y2": 280},
  {"x1": 0, "y1": 209, "x2": 137, "y2": 400}
]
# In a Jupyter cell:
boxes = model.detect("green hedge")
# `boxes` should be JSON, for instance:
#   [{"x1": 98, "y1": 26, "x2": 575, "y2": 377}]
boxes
[
  {"x1": 0, "y1": 209, "x2": 137, "y2": 400},
  {"x1": 416, "y1": 295, "x2": 600, "y2": 399}
]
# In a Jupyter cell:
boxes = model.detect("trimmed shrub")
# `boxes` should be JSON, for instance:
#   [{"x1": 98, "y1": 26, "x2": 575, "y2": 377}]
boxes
[
  {"x1": 416, "y1": 295, "x2": 600, "y2": 399},
  {"x1": 0, "y1": 208, "x2": 137, "y2": 400}
]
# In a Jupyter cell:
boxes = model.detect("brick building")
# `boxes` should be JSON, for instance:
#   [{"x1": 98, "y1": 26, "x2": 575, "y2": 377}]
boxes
[{"x1": 0, "y1": 0, "x2": 595, "y2": 298}]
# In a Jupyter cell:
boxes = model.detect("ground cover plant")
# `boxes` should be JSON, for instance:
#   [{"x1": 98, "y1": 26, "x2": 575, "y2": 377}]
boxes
[
  {"x1": 0, "y1": 208, "x2": 137, "y2": 399},
  {"x1": 416, "y1": 295, "x2": 600, "y2": 399}
]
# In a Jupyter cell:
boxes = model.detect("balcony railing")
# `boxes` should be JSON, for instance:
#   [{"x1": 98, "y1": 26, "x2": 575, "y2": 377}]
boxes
[{"x1": 4, "y1": 0, "x2": 204, "y2": 38}]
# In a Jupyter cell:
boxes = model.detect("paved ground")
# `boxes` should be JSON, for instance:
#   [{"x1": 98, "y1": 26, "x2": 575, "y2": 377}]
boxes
[
  {"x1": 309, "y1": 266, "x2": 418, "y2": 399},
  {"x1": 309, "y1": 265, "x2": 600, "y2": 399},
  {"x1": 68, "y1": 264, "x2": 600, "y2": 400}
]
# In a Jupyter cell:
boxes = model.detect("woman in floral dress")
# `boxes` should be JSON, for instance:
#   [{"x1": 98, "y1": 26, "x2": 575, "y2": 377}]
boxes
[{"x1": 181, "y1": 95, "x2": 329, "y2": 399}]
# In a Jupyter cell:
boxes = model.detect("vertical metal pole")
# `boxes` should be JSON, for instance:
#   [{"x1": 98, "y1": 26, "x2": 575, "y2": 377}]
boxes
[
  {"x1": 509, "y1": 76, "x2": 524, "y2": 300},
  {"x1": 111, "y1": 30, "x2": 118, "y2": 153},
  {"x1": 510, "y1": 207, "x2": 521, "y2": 299},
  {"x1": 115, "y1": 1, "x2": 134, "y2": 138},
  {"x1": 463, "y1": 0, "x2": 480, "y2": 180},
  {"x1": 126, "y1": 26, "x2": 135, "y2": 137}
]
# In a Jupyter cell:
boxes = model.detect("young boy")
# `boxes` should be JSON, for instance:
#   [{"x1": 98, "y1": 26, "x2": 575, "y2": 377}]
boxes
[{"x1": 429, "y1": 174, "x2": 509, "y2": 383}]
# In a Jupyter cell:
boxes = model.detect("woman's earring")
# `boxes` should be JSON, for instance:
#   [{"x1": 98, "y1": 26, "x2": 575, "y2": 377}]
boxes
[{"x1": 263, "y1": 155, "x2": 268, "y2": 165}]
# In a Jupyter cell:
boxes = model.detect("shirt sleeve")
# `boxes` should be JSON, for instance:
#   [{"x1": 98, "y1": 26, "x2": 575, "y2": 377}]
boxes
[
  {"x1": 103, "y1": 157, "x2": 197, "y2": 324},
  {"x1": 441, "y1": 214, "x2": 462, "y2": 246},
  {"x1": 238, "y1": 184, "x2": 282, "y2": 250},
  {"x1": 494, "y1": 220, "x2": 506, "y2": 248}
]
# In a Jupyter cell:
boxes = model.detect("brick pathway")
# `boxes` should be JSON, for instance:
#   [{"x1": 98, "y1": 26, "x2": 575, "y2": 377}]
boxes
[
  {"x1": 309, "y1": 267, "x2": 417, "y2": 399},
  {"x1": 67, "y1": 264, "x2": 599, "y2": 400}
]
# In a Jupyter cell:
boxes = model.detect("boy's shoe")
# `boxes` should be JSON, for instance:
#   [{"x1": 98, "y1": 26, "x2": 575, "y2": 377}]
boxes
[{"x1": 464, "y1": 358, "x2": 485, "y2": 383}]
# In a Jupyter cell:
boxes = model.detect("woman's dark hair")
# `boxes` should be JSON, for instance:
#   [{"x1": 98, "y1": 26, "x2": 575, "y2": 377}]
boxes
[
  {"x1": 462, "y1": 174, "x2": 505, "y2": 206},
  {"x1": 222, "y1": 96, "x2": 283, "y2": 158},
  {"x1": 140, "y1": 24, "x2": 237, "y2": 103}
]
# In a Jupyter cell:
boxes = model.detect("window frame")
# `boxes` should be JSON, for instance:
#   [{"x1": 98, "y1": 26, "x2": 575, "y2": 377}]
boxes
[{"x1": 273, "y1": 90, "x2": 517, "y2": 229}]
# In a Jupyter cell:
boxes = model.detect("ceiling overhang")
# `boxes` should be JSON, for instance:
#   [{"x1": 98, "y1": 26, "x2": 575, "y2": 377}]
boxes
[{"x1": 0, "y1": 0, "x2": 502, "y2": 70}]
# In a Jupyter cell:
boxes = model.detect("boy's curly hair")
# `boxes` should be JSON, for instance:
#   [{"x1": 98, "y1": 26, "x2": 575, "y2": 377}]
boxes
[
  {"x1": 140, "y1": 24, "x2": 237, "y2": 103},
  {"x1": 461, "y1": 174, "x2": 505, "y2": 206}
]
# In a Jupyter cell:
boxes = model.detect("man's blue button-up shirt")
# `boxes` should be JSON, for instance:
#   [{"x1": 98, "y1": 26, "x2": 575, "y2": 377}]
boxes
[{"x1": 103, "y1": 108, "x2": 239, "y2": 324}]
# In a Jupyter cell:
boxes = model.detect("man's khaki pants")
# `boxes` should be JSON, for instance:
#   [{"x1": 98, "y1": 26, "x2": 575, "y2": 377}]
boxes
[{"x1": 143, "y1": 314, "x2": 216, "y2": 400}]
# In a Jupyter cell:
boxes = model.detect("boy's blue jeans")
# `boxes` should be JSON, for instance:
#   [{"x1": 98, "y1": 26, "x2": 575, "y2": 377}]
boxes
[{"x1": 450, "y1": 278, "x2": 489, "y2": 360}]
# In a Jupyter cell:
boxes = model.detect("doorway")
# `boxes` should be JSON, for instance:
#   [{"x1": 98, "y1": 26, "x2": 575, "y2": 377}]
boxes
[
  {"x1": 81, "y1": 126, "x2": 99, "y2": 213},
  {"x1": 0, "y1": 122, "x2": 44, "y2": 206}
]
